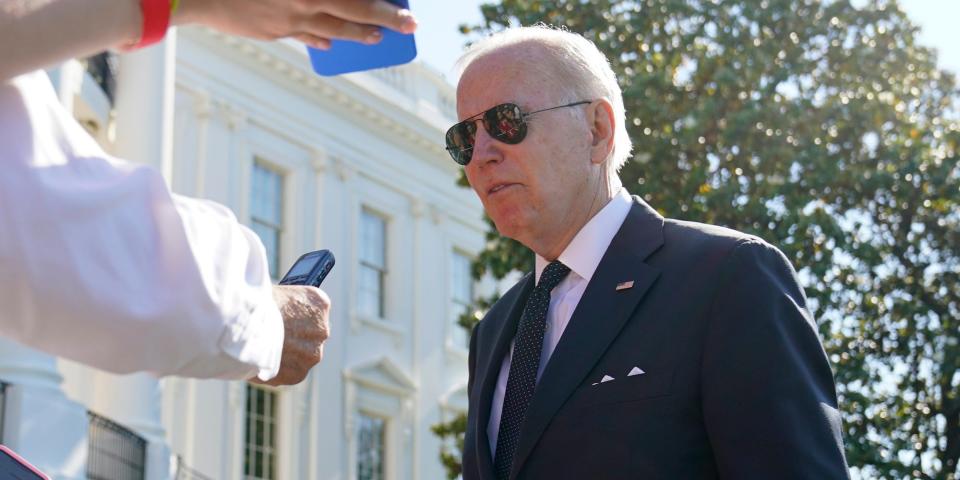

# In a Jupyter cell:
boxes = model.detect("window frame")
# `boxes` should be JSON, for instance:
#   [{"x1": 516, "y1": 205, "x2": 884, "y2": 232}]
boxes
[
  {"x1": 249, "y1": 159, "x2": 286, "y2": 280},
  {"x1": 357, "y1": 207, "x2": 389, "y2": 320},
  {"x1": 343, "y1": 358, "x2": 416, "y2": 480},
  {"x1": 243, "y1": 384, "x2": 280, "y2": 480},
  {"x1": 355, "y1": 410, "x2": 388, "y2": 480},
  {"x1": 448, "y1": 249, "x2": 475, "y2": 351}
]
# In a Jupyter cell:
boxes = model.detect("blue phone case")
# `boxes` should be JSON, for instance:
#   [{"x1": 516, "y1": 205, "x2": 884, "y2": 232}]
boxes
[{"x1": 307, "y1": 0, "x2": 416, "y2": 76}]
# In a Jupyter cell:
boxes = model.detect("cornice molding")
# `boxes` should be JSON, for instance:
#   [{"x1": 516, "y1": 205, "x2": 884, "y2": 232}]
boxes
[
  {"x1": 175, "y1": 27, "x2": 489, "y2": 235},
  {"x1": 185, "y1": 28, "x2": 454, "y2": 167}
]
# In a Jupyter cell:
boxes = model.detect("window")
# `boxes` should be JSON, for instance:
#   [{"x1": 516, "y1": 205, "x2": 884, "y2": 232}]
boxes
[
  {"x1": 358, "y1": 209, "x2": 387, "y2": 318},
  {"x1": 250, "y1": 162, "x2": 284, "y2": 279},
  {"x1": 244, "y1": 385, "x2": 278, "y2": 480},
  {"x1": 345, "y1": 360, "x2": 415, "y2": 480},
  {"x1": 356, "y1": 413, "x2": 385, "y2": 480},
  {"x1": 450, "y1": 251, "x2": 474, "y2": 348}
]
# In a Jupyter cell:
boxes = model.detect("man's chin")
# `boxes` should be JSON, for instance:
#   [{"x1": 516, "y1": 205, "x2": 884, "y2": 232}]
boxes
[{"x1": 490, "y1": 217, "x2": 527, "y2": 242}]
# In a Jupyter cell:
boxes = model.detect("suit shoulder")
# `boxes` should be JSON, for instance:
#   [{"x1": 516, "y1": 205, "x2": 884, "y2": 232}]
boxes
[
  {"x1": 660, "y1": 219, "x2": 797, "y2": 278},
  {"x1": 662, "y1": 218, "x2": 773, "y2": 253}
]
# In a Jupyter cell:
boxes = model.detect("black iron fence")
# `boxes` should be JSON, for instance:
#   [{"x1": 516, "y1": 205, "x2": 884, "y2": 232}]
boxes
[{"x1": 87, "y1": 412, "x2": 146, "y2": 480}]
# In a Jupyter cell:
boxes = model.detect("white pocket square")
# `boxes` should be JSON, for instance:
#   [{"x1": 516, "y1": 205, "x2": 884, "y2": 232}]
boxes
[
  {"x1": 628, "y1": 366, "x2": 645, "y2": 377},
  {"x1": 591, "y1": 374, "x2": 617, "y2": 386}
]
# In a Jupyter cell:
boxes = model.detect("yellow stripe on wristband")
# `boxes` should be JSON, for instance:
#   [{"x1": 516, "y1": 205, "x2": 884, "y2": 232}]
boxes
[{"x1": 170, "y1": 0, "x2": 181, "y2": 14}]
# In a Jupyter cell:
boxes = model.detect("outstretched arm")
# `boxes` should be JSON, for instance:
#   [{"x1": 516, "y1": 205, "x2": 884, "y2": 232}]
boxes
[{"x1": 0, "y1": 0, "x2": 417, "y2": 82}]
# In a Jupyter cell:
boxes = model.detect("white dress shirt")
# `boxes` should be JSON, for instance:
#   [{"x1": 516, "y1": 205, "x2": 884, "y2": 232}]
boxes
[
  {"x1": 0, "y1": 72, "x2": 283, "y2": 380},
  {"x1": 488, "y1": 188, "x2": 633, "y2": 455}
]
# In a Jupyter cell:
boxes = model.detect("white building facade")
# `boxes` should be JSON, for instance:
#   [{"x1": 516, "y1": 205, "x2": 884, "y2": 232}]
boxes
[{"x1": 0, "y1": 26, "x2": 485, "y2": 480}]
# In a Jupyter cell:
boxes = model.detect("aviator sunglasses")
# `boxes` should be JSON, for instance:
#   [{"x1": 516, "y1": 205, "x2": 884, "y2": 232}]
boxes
[{"x1": 445, "y1": 100, "x2": 592, "y2": 165}]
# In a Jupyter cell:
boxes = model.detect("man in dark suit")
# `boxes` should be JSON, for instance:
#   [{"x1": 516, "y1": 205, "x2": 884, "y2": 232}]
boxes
[{"x1": 443, "y1": 25, "x2": 849, "y2": 479}]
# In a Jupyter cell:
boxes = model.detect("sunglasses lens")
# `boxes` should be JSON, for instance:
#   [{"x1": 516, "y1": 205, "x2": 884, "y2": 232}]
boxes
[
  {"x1": 445, "y1": 121, "x2": 476, "y2": 165},
  {"x1": 485, "y1": 104, "x2": 526, "y2": 144},
  {"x1": 445, "y1": 103, "x2": 527, "y2": 166}
]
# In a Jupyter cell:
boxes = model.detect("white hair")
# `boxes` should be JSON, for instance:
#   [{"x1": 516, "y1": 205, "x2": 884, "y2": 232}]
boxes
[{"x1": 456, "y1": 24, "x2": 633, "y2": 172}]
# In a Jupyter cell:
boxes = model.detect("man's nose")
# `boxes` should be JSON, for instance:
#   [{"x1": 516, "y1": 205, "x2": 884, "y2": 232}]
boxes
[{"x1": 470, "y1": 121, "x2": 502, "y2": 167}]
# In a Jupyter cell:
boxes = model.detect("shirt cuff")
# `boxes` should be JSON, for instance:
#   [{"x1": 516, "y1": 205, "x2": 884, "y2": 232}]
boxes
[{"x1": 217, "y1": 294, "x2": 285, "y2": 381}]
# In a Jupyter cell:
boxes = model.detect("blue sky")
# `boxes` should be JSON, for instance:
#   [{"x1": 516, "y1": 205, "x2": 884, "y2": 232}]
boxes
[{"x1": 412, "y1": 0, "x2": 960, "y2": 86}]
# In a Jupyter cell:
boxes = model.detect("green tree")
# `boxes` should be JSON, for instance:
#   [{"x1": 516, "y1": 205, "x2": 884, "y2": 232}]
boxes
[{"x1": 432, "y1": 1, "x2": 960, "y2": 478}]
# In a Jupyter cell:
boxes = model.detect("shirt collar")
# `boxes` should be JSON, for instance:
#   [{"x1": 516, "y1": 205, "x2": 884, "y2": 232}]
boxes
[{"x1": 535, "y1": 188, "x2": 633, "y2": 285}]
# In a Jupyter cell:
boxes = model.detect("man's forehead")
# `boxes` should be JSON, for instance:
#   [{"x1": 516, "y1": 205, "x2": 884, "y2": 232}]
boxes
[{"x1": 456, "y1": 50, "x2": 552, "y2": 117}]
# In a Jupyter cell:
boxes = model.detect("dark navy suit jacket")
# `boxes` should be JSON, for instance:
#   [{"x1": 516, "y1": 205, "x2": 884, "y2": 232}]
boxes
[{"x1": 462, "y1": 196, "x2": 849, "y2": 479}]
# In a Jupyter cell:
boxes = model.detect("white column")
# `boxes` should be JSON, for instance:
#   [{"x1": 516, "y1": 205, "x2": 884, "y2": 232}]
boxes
[
  {"x1": 409, "y1": 198, "x2": 427, "y2": 480},
  {"x1": 225, "y1": 107, "x2": 251, "y2": 217},
  {"x1": 47, "y1": 59, "x2": 85, "y2": 112},
  {"x1": 97, "y1": 32, "x2": 179, "y2": 480},
  {"x1": 112, "y1": 30, "x2": 177, "y2": 182},
  {"x1": 0, "y1": 339, "x2": 88, "y2": 479}
]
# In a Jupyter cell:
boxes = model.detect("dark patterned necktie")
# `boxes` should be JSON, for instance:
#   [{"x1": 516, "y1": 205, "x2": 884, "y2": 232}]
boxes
[{"x1": 494, "y1": 260, "x2": 571, "y2": 480}]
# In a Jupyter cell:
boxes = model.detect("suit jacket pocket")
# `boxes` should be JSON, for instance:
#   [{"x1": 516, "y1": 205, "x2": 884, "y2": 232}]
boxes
[{"x1": 577, "y1": 370, "x2": 674, "y2": 407}]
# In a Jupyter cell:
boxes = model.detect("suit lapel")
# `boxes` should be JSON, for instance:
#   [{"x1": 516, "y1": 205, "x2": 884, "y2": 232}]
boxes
[
  {"x1": 473, "y1": 272, "x2": 534, "y2": 479},
  {"x1": 509, "y1": 197, "x2": 665, "y2": 479}
]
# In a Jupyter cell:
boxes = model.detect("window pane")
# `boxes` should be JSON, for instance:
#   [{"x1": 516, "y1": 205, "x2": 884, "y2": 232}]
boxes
[
  {"x1": 358, "y1": 209, "x2": 386, "y2": 318},
  {"x1": 252, "y1": 163, "x2": 282, "y2": 224},
  {"x1": 252, "y1": 220, "x2": 278, "y2": 278},
  {"x1": 360, "y1": 211, "x2": 385, "y2": 268},
  {"x1": 450, "y1": 302, "x2": 469, "y2": 348},
  {"x1": 250, "y1": 163, "x2": 283, "y2": 280},
  {"x1": 356, "y1": 413, "x2": 385, "y2": 480},
  {"x1": 357, "y1": 265, "x2": 382, "y2": 318},
  {"x1": 244, "y1": 385, "x2": 278, "y2": 480},
  {"x1": 451, "y1": 252, "x2": 473, "y2": 302},
  {"x1": 451, "y1": 252, "x2": 474, "y2": 348}
]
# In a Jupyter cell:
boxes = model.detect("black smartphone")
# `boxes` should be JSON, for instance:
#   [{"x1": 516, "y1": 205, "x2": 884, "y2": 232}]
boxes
[
  {"x1": 279, "y1": 250, "x2": 335, "y2": 287},
  {"x1": 0, "y1": 446, "x2": 49, "y2": 480}
]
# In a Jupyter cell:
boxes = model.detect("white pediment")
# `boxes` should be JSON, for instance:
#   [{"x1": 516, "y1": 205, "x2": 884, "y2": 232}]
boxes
[
  {"x1": 344, "y1": 357, "x2": 417, "y2": 396},
  {"x1": 440, "y1": 382, "x2": 468, "y2": 412}
]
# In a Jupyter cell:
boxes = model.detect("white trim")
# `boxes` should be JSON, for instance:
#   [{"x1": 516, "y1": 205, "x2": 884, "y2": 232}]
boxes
[
  {"x1": 438, "y1": 382, "x2": 469, "y2": 414},
  {"x1": 342, "y1": 358, "x2": 417, "y2": 480},
  {"x1": 175, "y1": 28, "x2": 488, "y2": 235},
  {"x1": 350, "y1": 195, "x2": 412, "y2": 344}
]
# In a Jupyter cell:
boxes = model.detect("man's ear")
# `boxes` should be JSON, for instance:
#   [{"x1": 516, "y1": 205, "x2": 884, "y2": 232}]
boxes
[{"x1": 587, "y1": 98, "x2": 616, "y2": 165}]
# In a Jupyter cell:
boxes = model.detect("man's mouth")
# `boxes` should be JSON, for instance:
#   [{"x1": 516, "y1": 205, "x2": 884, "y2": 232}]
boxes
[{"x1": 488, "y1": 183, "x2": 518, "y2": 195}]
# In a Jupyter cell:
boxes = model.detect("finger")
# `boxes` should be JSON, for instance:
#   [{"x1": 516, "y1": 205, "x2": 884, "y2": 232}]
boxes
[
  {"x1": 292, "y1": 33, "x2": 331, "y2": 50},
  {"x1": 301, "y1": 13, "x2": 384, "y2": 44},
  {"x1": 319, "y1": 0, "x2": 418, "y2": 34},
  {"x1": 307, "y1": 286, "x2": 331, "y2": 308}
]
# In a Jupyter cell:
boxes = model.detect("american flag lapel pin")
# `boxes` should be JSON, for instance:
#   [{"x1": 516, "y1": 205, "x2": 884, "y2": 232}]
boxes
[{"x1": 616, "y1": 280, "x2": 634, "y2": 291}]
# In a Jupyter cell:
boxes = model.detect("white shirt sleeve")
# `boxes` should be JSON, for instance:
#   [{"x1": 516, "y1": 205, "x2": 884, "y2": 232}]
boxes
[{"x1": 0, "y1": 71, "x2": 283, "y2": 381}]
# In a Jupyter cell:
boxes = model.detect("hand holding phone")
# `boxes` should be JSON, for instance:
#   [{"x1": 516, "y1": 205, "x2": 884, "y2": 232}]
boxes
[{"x1": 307, "y1": 0, "x2": 416, "y2": 76}]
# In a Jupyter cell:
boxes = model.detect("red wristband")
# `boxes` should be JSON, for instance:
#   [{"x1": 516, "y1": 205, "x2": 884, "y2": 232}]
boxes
[{"x1": 130, "y1": 0, "x2": 171, "y2": 49}]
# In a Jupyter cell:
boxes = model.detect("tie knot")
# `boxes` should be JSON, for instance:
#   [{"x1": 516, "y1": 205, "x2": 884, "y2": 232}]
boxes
[{"x1": 537, "y1": 261, "x2": 570, "y2": 292}]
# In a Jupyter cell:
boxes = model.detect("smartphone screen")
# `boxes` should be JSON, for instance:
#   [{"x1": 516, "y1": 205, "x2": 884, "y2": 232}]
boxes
[
  {"x1": 286, "y1": 257, "x2": 316, "y2": 277},
  {"x1": 0, "y1": 446, "x2": 48, "y2": 480},
  {"x1": 307, "y1": 0, "x2": 416, "y2": 76}
]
